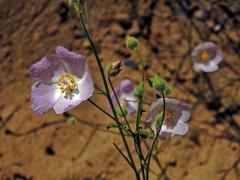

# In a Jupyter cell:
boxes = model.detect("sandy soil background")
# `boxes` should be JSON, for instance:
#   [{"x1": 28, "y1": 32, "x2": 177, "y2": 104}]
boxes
[{"x1": 0, "y1": 0, "x2": 240, "y2": 179}]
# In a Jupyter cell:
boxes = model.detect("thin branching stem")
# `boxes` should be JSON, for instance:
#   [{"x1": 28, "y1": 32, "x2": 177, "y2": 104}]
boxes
[
  {"x1": 146, "y1": 91, "x2": 166, "y2": 180},
  {"x1": 87, "y1": 99, "x2": 115, "y2": 120},
  {"x1": 108, "y1": 77, "x2": 134, "y2": 135},
  {"x1": 113, "y1": 142, "x2": 133, "y2": 169},
  {"x1": 134, "y1": 48, "x2": 146, "y2": 180},
  {"x1": 77, "y1": 9, "x2": 139, "y2": 179}
]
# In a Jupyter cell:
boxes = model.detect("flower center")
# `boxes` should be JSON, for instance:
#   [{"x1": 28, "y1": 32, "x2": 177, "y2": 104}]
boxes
[
  {"x1": 57, "y1": 74, "x2": 77, "y2": 93},
  {"x1": 198, "y1": 50, "x2": 214, "y2": 62},
  {"x1": 163, "y1": 108, "x2": 178, "y2": 128}
]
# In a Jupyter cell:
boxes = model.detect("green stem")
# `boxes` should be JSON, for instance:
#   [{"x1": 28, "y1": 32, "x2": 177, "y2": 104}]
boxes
[
  {"x1": 108, "y1": 77, "x2": 134, "y2": 135},
  {"x1": 77, "y1": 10, "x2": 139, "y2": 179},
  {"x1": 94, "y1": 84, "x2": 105, "y2": 94},
  {"x1": 87, "y1": 99, "x2": 115, "y2": 120},
  {"x1": 135, "y1": 48, "x2": 146, "y2": 180},
  {"x1": 135, "y1": 49, "x2": 145, "y2": 82},
  {"x1": 146, "y1": 91, "x2": 166, "y2": 180},
  {"x1": 135, "y1": 98, "x2": 146, "y2": 180},
  {"x1": 113, "y1": 142, "x2": 133, "y2": 169}
]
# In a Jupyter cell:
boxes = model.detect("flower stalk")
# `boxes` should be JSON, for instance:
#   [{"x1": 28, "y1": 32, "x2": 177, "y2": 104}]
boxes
[{"x1": 76, "y1": 7, "x2": 140, "y2": 179}]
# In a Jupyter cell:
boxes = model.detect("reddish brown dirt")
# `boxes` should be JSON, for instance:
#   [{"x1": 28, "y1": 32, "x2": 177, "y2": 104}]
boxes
[{"x1": 0, "y1": 0, "x2": 240, "y2": 180}]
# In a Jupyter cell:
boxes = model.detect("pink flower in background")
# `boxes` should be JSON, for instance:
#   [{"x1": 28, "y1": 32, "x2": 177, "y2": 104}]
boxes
[
  {"x1": 192, "y1": 42, "x2": 223, "y2": 73},
  {"x1": 146, "y1": 98, "x2": 190, "y2": 140},
  {"x1": 29, "y1": 46, "x2": 94, "y2": 114},
  {"x1": 110, "y1": 79, "x2": 138, "y2": 115}
]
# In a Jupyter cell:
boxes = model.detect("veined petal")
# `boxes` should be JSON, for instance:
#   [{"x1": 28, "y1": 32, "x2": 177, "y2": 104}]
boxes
[
  {"x1": 56, "y1": 46, "x2": 86, "y2": 78},
  {"x1": 76, "y1": 64, "x2": 94, "y2": 100},
  {"x1": 31, "y1": 82, "x2": 61, "y2": 114},
  {"x1": 29, "y1": 55, "x2": 61, "y2": 82}
]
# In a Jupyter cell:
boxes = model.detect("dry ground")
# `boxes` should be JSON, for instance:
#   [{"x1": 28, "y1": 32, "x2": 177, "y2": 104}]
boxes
[{"x1": 0, "y1": 0, "x2": 240, "y2": 179}]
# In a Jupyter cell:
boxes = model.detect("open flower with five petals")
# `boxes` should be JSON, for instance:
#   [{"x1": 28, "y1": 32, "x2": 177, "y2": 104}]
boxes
[
  {"x1": 192, "y1": 42, "x2": 223, "y2": 73},
  {"x1": 146, "y1": 98, "x2": 190, "y2": 140},
  {"x1": 29, "y1": 46, "x2": 94, "y2": 114}
]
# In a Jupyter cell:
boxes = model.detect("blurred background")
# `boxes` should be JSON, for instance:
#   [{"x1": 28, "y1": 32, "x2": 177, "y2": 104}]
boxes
[{"x1": 0, "y1": 0, "x2": 239, "y2": 179}]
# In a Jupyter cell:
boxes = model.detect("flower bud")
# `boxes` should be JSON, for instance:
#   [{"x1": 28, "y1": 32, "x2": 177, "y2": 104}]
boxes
[
  {"x1": 149, "y1": 75, "x2": 165, "y2": 92},
  {"x1": 126, "y1": 36, "x2": 139, "y2": 49},
  {"x1": 163, "y1": 85, "x2": 171, "y2": 95},
  {"x1": 65, "y1": 0, "x2": 81, "y2": 13},
  {"x1": 105, "y1": 60, "x2": 122, "y2": 77},
  {"x1": 133, "y1": 82, "x2": 144, "y2": 98},
  {"x1": 67, "y1": 116, "x2": 78, "y2": 125},
  {"x1": 116, "y1": 107, "x2": 128, "y2": 117}
]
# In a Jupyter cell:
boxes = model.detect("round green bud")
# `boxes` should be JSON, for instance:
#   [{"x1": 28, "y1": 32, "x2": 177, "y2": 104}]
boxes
[
  {"x1": 150, "y1": 75, "x2": 166, "y2": 92},
  {"x1": 116, "y1": 107, "x2": 128, "y2": 117},
  {"x1": 67, "y1": 116, "x2": 78, "y2": 125},
  {"x1": 163, "y1": 85, "x2": 171, "y2": 95},
  {"x1": 126, "y1": 36, "x2": 139, "y2": 49},
  {"x1": 133, "y1": 82, "x2": 144, "y2": 98}
]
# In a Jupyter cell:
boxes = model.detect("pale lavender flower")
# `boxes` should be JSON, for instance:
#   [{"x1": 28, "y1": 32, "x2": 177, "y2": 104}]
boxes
[
  {"x1": 110, "y1": 79, "x2": 138, "y2": 115},
  {"x1": 192, "y1": 42, "x2": 223, "y2": 73},
  {"x1": 146, "y1": 98, "x2": 190, "y2": 140},
  {"x1": 29, "y1": 46, "x2": 94, "y2": 114}
]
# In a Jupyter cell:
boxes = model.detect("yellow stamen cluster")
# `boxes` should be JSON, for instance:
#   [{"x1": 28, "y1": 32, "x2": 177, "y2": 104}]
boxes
[
  {"x1": 57, "y1": 74, "x2": 77, "y2": 93},
  {"x1": 199, "y1": 50, "x2": 212, "y2": 62}
]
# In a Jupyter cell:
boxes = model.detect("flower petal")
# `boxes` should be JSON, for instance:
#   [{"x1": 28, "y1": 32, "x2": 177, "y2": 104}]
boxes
[
  {"x1": 120, "y1": 79, "x2": 135, "y2": 93},
  {"x1": 53, "y1": 64, "x2": 94, "y2": 114},
  {"x1": 194, "y1": 62, "x2": 219, "y2": 73},
  {"x1": 53, "y1": 95, "x2": 82, "y2": 114},
  {"x1": 172, "y1": 121, "x2": 188, "y2": 136},
  {"x1": 29, "y1": 55, "x2": 61, "y2": 82},
  {"x1": 160, "y1": 121, "x2": 188, "y2": 136},
  {"x1": 213, "y1": 49, "x2": 223, "y2": 64},
  {"x1": 192, "y1": 42, "x2": 216, "y2": 61},
  {"x1": 76, "y1": 64, "x2": 94, "y2": 100},
  {"x1": 56, "y1": 46, "x2": 86, "y2": 78},
  {"x1": 108, "y1": 79, "x2": 136, "y2": 115},
  {"x1": 31, "y1": 82, "x2": 61, "y2": 114},
  {"x1": 121, "y1": 93, "x2": 137, "y2": 114}
]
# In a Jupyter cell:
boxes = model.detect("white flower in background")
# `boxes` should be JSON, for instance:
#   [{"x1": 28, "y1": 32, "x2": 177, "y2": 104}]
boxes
[
  {"x1": 146, "y1": 98, "x2": 190, "y2": 140},
  {"x1": 192, "y1": 42, "x2": 223, "y2": 73}
]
